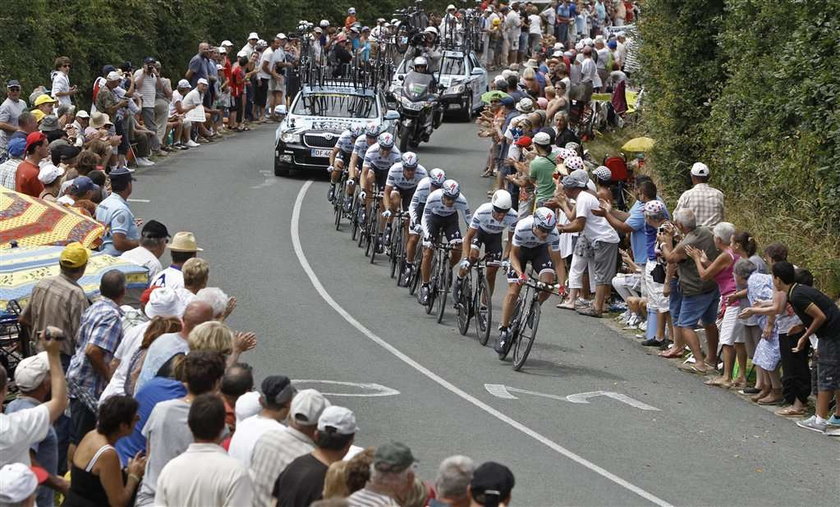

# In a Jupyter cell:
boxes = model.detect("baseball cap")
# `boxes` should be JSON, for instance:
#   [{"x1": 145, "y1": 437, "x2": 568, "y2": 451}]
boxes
[
  {"x1": 218, "y1": 47, "x2": 227, "y2": 54},
  {"x1": 290, "y1": 389, "x2": 331, "y2": 426},
  {"x1": 37, "y1": 163, "x2": 64, "y2": 185},
  {"x1": 197, "y1": 78, "x2": 209, "y2": 86},
  {"x1": 109, "y1": 166, "x2": 135, "y2": 181},
  {"x1": 24, "y1": 131, "x2": 46, "y2": 152},
  {"x1": 34, "y1": 94, "x2": 57, "y2": 106},
  {"x1": 500, "y1": 96, "x2": 514, "y2": 107},
  {"x1": 515, "y1": 97, "x2": 534, "y2": 113},
  {"x1": 348, "y1": 7, "x2": 356, "y2": 14},
  {"x1": 470, "y1": 462, "x2": 515, "y2": 501},
  {"x1": 515, "y1": 136, "x2": 532, "y2": 148},
  {"x1": 533, "y1": 132, "x2": 552, "y2": 146},
  {"x1": 53, "y1": 144, "x2": 81, "y2": 163},
  {"x1": 317, "y1": 406, "x2": 358, "y2": 435},
  {"x1": 70, "y1": 175, "x2": 99, "y2": 195},
  {"x1": 13, "y1": 352, "x2": 50, "y2": 391},
  {"x1": 7, "y1": 137, "x2": 26, "y2": 158},
  {"x1": 177, "y1": 79, "x2": 191, "y2": 89},
  {"x1": 235, "y1": 391, "x2": 261, "y2": 423},
  {"x1": 261, "y1": 375, "x2": 296, "y2": 405},
  {"x1": 39, "y1": 115, "x2": 60, "y2": 132},
  {"x1": 607, "y1": 40, "x2": 617, "y2": 49},
  {"x1": 142, "y1": 220, "x2": 170, "y2": 239},
  {"x1": 561, "y1": 169, "x2": 589, "y2": 189},
  {"x1": 6, "y1": 79, "x2": 21, "y2": 88},
  {"x1": 143, "y1": 56, "x2": 156, "y2": 65},
  {"x1": 276, "y1": 33, "x2": 288, "y2": 40},
  {"x1": 690, "y1": 162, "x2": 710, "y2": 177},
  {"x1": 0, "y1": 463, "x2": 46, "y2": 503},
  {"x1": 248, "y1": 32, "x2": 259, "y2": 40},
  {"x1": 145, "y1": 287, "x2": 187, "y2": 319},
  {"x1": 221, "y1": 40, "x2": 233, "y2": 47},
  {"x1": 75, "y1": 109, "x2": 90, "y2": 119},
  {"x1": 106, "y1": 71, "x2": 122, "y2": 82},
  {"x1": 374, "y1": 441, "x2": 415, "y2": 472},
  {"x1": 60, "y1": 242, "x2": 89, "y2": 269}
]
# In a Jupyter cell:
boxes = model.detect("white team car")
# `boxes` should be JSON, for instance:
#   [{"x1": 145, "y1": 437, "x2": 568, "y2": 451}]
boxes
[{"x1": 274, "y1": 83, "x2": 399, "y2": 176}]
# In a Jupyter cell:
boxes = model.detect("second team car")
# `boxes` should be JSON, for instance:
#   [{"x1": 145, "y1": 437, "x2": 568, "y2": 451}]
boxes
[{"x1": 274, "y1": 83, "x2": 399, "y2": 176}]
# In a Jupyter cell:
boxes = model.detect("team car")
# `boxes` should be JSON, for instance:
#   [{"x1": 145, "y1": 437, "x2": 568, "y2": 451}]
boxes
[{"x1": 274, "y1": 84, "x2": 400, "y2": 176}]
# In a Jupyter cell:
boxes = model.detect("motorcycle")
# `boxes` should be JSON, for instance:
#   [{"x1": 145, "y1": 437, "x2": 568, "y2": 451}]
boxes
[{"x1": 395, "y1": 71, "x2": 442, "y2": 152}]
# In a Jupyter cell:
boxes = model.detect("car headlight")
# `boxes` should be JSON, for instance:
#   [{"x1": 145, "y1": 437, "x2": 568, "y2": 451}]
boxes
[
  {"x1": 281, "y1": 131, "x2": 299, "y2": 144},
  {"x1": 445, "y1": 83, "x2": 466, "y2": 95}
]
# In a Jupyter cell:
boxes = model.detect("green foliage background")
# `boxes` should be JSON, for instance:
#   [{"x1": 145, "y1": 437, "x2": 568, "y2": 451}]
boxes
[{"x1": 640, "y1": 0, "x2": 840, "y2": 295}]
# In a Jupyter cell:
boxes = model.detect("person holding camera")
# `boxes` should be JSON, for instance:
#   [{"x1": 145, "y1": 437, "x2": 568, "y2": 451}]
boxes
[{"x1": 134, "y1": 57, "x2": 166, "y2": 157}]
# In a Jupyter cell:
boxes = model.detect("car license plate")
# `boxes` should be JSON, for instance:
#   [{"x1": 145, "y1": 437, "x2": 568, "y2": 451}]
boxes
[{"x1": 311, "y1": 148, "x2": 331, "y2": 158}]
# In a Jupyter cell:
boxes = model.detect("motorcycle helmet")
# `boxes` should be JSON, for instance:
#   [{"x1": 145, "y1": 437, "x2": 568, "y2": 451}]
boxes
[
  {"x1": 401, "y1": 151, "x2": 419, "y2": 169},
  {"x1": 429, "y1": 168, "x2": 446, "y2": 187},
  {"x1": 377, "y1": 132, "x2": 395, "y2": 149},
  {"x1": 533, "y1": 207, "x2": 557, "y2": 231},
  {"x1": 441, "y1": 179, "x2": 460, "y2": 199},
  {"x1": 413, "y1": 56, "x2": 428, "y2": 72},
  {"x1": 491, "y1": 190, "x2": 512, "y2": 213}
]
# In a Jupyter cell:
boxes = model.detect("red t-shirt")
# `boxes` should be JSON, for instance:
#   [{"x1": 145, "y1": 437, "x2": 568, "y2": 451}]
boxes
[
  {"x1": 230, "y1": 65, "x2": 245, "y2": 97},
  {"x1": 15, "y1": 160, "x2": 44, "y2": 197}
]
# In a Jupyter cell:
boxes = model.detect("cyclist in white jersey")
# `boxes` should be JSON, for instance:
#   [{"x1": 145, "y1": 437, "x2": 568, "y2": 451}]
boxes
[
  {"x1": 381, "y1": 152, "x2": 427, "y2": 251},
  {"x1": 359, "y1": 133, "x2": 401, "y2": 229},
  {"x1": 418, "y1": 179, "x2": 471, "y2": 305},
  {"x1": 496, "y1": 207, "x2": 567, "y2": 355},
  {"x1": 328, "y1": 124, "x2": 363, "y2": 202},
  {"x1": 344, "y1": 123, "x2": 380, "y2": 211},
  {"x1": 453, "y1": 190, "x2": 518, "y2": 302},
  {"x1": 401, "y1": 168, "x2": 446, "y2": 286}
]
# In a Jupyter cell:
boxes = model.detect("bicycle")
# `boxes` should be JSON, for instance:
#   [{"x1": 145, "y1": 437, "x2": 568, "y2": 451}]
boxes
[
  {"x1": 455, "y1": 257, "x2": 497, "y2": 345},
  {"x1": 333, "y1": 168, "x2": 350, "y2": 231},
  {"x1": 499, "y1": 274, "x2": 558, "y2": 371},
  {"x1": 425, "y1": 232, "x2": 454, "y2": 323},
  {"x1": 387, "y1": 210, "x2": 409, "y2": 280},
  {"x1": 363, "y1": 188, "x2": 385, "y2": 263}
]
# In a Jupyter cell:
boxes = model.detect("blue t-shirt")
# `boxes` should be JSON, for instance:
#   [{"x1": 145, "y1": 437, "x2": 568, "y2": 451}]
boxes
[
  {"x1": 625, "y1": 201, "x2": 648, "y2": 264},
  {"x1": 115, "y1": 377, "x2": 186, "y2": 465},
  {"x1": 6, "y1": 397, "x2": 58, "y2": 507},
  {"x1": 636, "y1": 198, "x2": 670, "y2": 262}
]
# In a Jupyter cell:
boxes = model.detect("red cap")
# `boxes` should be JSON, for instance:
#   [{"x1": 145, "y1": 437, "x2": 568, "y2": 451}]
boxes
[
  {"x1": 515, "y1": 136, "x2": 532, "y2": 147},
  {"x1": 140, "y1": 285, "x2": 160, "y2": 306},
  {"x1": 24, "y1": 131, "x2": 46, "y2": 153}
]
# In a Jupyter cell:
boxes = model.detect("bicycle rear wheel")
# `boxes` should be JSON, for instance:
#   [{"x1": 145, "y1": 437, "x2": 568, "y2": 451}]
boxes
[
  {"x1": 356, "y1": 205, "x2": 365, "y2": 247},
  {"x1": 512, "y1": 299, "x2": 540, "y2": 371},
  {"x1": 435, "y1": 253, "x2": 449, "y2": 323},
  {"x1": 389, "y1": 224, "x2": 402, "y2": 279},
  {"x1": 456, "y1": 273, "x2": 473, "y2": 335},
  {"x1": 366, "y1": 209, "x2": 378, "y2": 259},
  {"x1": 475, "y1": 274, "x2": 492, "y2": 346},
  {"x1": 498, "y1": 296, "x2": 523, "y2": 360}
]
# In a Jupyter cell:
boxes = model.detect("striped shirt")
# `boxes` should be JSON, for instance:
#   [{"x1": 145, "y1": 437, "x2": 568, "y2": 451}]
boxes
[
  {"x1": 22, "y1": 273, "x2": 90, "y2": 357},
  {"x1": 346, "y1": 488, "x2": 399, "y2": 506},
  {"x1": 249, "y1": 427, "x2": 315, "y2": 507},
  {"x1": 67, "y1": 298, "x2": 123, "y2": 405},
  {"x1": 675, "y1": 183, "x2": 725, "y2": 228}
]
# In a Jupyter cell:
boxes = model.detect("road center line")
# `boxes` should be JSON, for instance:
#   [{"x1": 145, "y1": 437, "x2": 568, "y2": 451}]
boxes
[{"x1": 291, "y1": 180, "x2": 672, "y2": 507}]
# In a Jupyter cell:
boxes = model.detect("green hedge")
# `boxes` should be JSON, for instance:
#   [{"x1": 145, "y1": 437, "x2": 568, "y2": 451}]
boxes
[{"x1": 640, "y1": 0, "x2": 840, "y2": 295}]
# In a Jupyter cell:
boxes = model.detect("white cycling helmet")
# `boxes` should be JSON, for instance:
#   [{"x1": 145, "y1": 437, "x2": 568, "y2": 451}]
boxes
[
  {"x1": 441, "y1": 179, "x2": 460, "y2": 199},
  {"x1": 364, "y1": 122, "x2": 381, "y2": 138},
  {"x1": 491, "y1": 190, "x2": 512, "y2": 212},
  {"x1": 533, "y1": 207, "x2": 557, "y2": 231},
  {"x1": 564, "y1": 156, "x2": 584, "y2": 172},
  {"x1": 429, "y1": 168, "x2": 446, "y2": 187},
  {"x1": 401, "y1": 151, "x2": 419, "y2": 169},
  {"x1": 350, "y1": 124, "x2": 365, "y2": 137},
  {"x1": 377, "y1": 132, "x2": 395, "y2": 149}
]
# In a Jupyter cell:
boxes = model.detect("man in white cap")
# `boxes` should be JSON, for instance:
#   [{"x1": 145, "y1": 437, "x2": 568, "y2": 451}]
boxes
[
  {"x1": 241, "y1": 32, "x2": 259, "y2": 60},
  {"x1": 229, "y1": 375, "x2": 295, "y2": 466},
  {"x1": 250, "y1": 389, "x2": 331, "y2": 506},
  {"x1": 182, "y1": 79, "x2": 215, "y2": 141},
  {"x1": 151, "y1": 231, "x2": 202, "y2": 289},
  {"x1": 272, "y1": 406, "x2": 357, "y2": 506},
  {"x1": 0, "y1": 463, "x2": 47, "y2": 507},
  {"x1": 4, "y1": 353, "x2": 69, "y2": 505},
  {"x1": 674, "y1": 162, "x2": 725, "y2": 227},
  {"x1": 170, "y1": 79, "x2": 199, "y2": 148}
]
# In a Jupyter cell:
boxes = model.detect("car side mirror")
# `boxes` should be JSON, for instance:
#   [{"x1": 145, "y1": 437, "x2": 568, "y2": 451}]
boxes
[
  {"x1": 385, "y1": 110, "x2": 400, "y2": 120},
  {"x1": 398, "y1": 75, "x2": 405, "y2": 81},
  {"x1": 471, "y1": 68, "x2": 484, "y2": 76}
]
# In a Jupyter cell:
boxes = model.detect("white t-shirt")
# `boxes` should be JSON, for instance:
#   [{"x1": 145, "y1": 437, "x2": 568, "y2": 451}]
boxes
[
  {"x1": 121, "y1": 246, "x2": 162, "y2": 280},
  {"x1": 169, "y1": 90, "x2": 184, "y2": 117},
  {"x1": 505, "y1": 11, "x2": 521, "y2": 37},
  {"x1": 51, "y1": 72, "x2": 71, "y2": 106},
  {"x1": 270, "y1": 48, "x2": 287, "y2": 80},
  {"x1": 151, "y1": 266, "x2": 184, "y2": 289},
  {"x1": 133, "y1": 69, "x2": 159, "y2": 108},
  {"x1": 257, "y1": 47, "x2": 274, "y2": 80},
  {"x1": 182, "y1": 89, "x2": 203, "y2": 109},
  {"x1": 227, "y1": 415, "x2": 284, "y2": 467},
  {"x1": 99, "y1": 321, "x2": 150, "y2": 404},
  {"x1": 575, "y1": 190, "x2": 619, "y2": 243},
  {"x1": 0, "y1": 404, "x2": 50, "y2": 467},
  {"x1": 528, "y1": 14, "x2": 542, "y2": 35}
]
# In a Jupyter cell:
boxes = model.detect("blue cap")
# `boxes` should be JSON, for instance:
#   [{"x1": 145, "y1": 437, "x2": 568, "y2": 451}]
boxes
[
  {"x1": 607, "y1": 40, "x2": 617, "y2": 49},
  {"x1": 7, "y1": 137, "x2": 26, "y2": 157},
  {"x1": 6, "y1": 79, "x2": 21, "y2": 89},
  {"x1": 500, "y1": 96, "x2": 515, "y2": 106},
  {"x1": 109, "y1": 166, "x2": 135, "y2": 181},
  {"x1": 70, "y1": 176, "x2": 99, "y2": 195},
  {"x1": 102, "y1": 64, "x2": 116, "y2": 75}
]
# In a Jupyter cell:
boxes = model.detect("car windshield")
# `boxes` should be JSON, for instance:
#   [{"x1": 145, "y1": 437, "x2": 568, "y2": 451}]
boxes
[
  {"x1": 293, "y1": 93, "x2": 377, "y2": 118},
  {"x1": 440, "y1": 56, "x2": 465, "y2": 75}
]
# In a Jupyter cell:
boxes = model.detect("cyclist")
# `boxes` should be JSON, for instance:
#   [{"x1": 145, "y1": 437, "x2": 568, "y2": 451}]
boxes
[
  {"x1": 382, "y1": 151, "x2": 427, "y2": 249},
  {"x1": 328, "y1": 124, "x2": 364, "y2": 202},
  {"x1": 402, "y1": 168, "x2": 446, "y2": 286},
  {"x1": 418, "y1": 179, "x2": 471, "y2": 305},
  {"x1": 453, "y1": 189, "x2": 518, "y2": 302},
  {"x1": 496, "y1": 207, "x2": 567, "y2": 356},
  {"x1": 344, "y1": 122, "x2": 381, "y2": 212},
  {"x1": 360, "y1": 132, "x2": 401, "y2": 249}
]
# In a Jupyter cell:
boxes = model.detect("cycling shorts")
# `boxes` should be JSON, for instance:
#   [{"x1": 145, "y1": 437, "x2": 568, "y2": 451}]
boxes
[
  {"x1": 470, "y1": 228, "x2": 503, "y2": 261},
  {"x1": 396, "y1": 186, "x2": 416, "y2": 210},
  {"x1": 423, "y1": 213, "x2": 462, "y2": 247},
  {"x1": 507, "y1": 244, "x2": 554, "y2": 283},
  {"x1": 373, "y1": 169, "x2": 388, "y2": 190},
  {"x1": 339, "y1": 150, "x2": 352, "y2": 166}
]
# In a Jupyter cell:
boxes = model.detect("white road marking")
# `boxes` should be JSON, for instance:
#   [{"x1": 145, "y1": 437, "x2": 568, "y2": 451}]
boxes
[
  {"x1": 252, "y1": 169, "x2": 278, "y2": 189},
  {"x1": 291, "y1": 180, "x2": 672, "y2": 507},
  {"x1": 127, "y1": 198, "x2": 151, "y2": 203},
  {"x1": 292, "y1": 379, "x2": 400, "y2": 397},
  {"x1": 485, "y1": 384, "x2": 660, "y2": 411}
]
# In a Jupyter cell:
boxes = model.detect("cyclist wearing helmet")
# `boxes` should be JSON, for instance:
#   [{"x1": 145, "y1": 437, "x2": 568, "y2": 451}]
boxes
[
  {"x1": 496, "y1": 207, "x2": 566, "y2": 356},
  {"x1": 418, "y1": 179, "x2": 471, "y2": 305},
  {"x1": 402, "y1": 168, "x2": 446, "y2": 286},
  {"x1": 329, "y1": 124, "x2": 364, "y2": 202},
  {"x1": 453, "y1": 189, "x2": 519, "y2": 302},
  {"x1": 344, "y1": 122, "x2": 381, "y2": 211},
  {"x1": 381, "y1": 151, "x2": 427, "y2": 253},
  {"x1": 359, "y1": 132, "x2": 401, "y2": 243}
]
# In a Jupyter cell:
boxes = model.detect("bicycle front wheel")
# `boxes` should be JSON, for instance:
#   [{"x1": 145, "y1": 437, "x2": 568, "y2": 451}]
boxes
[
  {"x1": 475, "y1": 274, "x2": 492, "y2": 346},
  {"x1": 512, "y1": 299, "x2": 540, "y2": 371},
  {"x1": 435, "y1": 255, "x2": 449, "y2": 324},
  {"x1": 456, "y1": 274, "x2": 473, "y2": 335}
]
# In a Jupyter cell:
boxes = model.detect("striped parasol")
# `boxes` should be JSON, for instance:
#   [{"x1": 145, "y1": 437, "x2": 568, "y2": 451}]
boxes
[
  {"x1": 0, "y1": 246, "x2": 149, "y2": 310},
  {"x1": 0, "y1": 189, "x2": 105, "y2": 249}
]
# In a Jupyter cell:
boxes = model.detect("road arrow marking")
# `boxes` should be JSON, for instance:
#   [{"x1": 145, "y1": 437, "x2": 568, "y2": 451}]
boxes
[
  {"x1": 484, "y1": 384, "x2": 660, "y2": 411},
  {"x1": 292, "y1": 379, "x2": 400, "y2": 397}
]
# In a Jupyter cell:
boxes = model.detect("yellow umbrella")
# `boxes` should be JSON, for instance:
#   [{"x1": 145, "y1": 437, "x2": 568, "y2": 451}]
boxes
[
  {"x1": 621, "y1": 136, "x2": 655, "y2": 152},
  {"x1": 0, "y1": 189, "x2": 104, "y2": 249}
]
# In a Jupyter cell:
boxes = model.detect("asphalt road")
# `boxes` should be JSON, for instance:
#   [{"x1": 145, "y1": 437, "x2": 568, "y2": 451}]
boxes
[{"x1": 129, "y1": 121, "x2": 839, "y2": 506}]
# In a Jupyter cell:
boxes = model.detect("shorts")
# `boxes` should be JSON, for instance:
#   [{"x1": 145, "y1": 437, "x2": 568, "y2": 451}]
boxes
[
  {"x1": 373, "y1": 170, "x2": 387, "y2": 190},
  {"x1": 268, "y1": 75, "x2": 285, "y2": 93},
  {"x1": 644, "y1": 260, "x2": 669, "y2": 313},
  {"x1": 230, "y1": 94, "x2": 243, "y2": 116},
  {"x1": 255, "y1": 78, "x2": 269, "y2": 107},
  {"x1": 591, "y1": 240, "x2": 620, "y2": 285},
  {"x1": 668, "y1": 278, "x2": 683, "y2": 323},
  {"x1": 718, "y1": 304, "x2": 744, "y2": 346},
  {"x1": 395, "y1": 186, "x2": 416, "y2": 209},
  {"x1": 817, "y1": 338, "x2": 840, "y2": 391},
  {"x1": 339, "y1": 150, "x2": 352, "y2": 166},
  {"x1": 409, "y1": 203, "x2": 426, "y2": 235},
  {"x1": 470, "y1": 228, "x2": 503, "y2": 261},
  {"x1": 423, "y1": 213, "x2": 462, "y2": 246},
  {"x1": 508, "y1": 245, "x2": 554, "y2": 282},
  {"x1": 677, "y1": 288, "x2": 720, "y2": 329},
  {"x1": 69, "y1": 398, "x2": 97, "y2": 445}
]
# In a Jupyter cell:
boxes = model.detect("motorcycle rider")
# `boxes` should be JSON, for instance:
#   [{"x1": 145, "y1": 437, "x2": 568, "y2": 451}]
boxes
[
  {"x1": 405, "y1": 27, "x2": 442, "y2": 73},
  {"x1": 403, "y1": 57, "x2": 444, "y2": 133}
]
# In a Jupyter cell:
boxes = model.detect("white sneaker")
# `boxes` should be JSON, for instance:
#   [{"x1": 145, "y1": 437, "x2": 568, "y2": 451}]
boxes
[
  {"x1": 186, "y1": 140, "x2": 200, "y2": 147},
  {"x1": 796, "y1": 415, "x2": 827, "y2": 433},
  {"x1": 136, "y1": 157, "x2": 154, "y2": 167},
  {"x1": 638, "y1": 320, "x2": 648, "y2": 332}
]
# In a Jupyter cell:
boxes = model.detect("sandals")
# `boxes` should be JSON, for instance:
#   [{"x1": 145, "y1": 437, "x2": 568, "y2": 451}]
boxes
[
  {"x1": 576, "y1": 307, "x2": 602, "y2": 318},
  {"x1": 775, "y1": 406, "x2": 806, "y2": 417}
]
